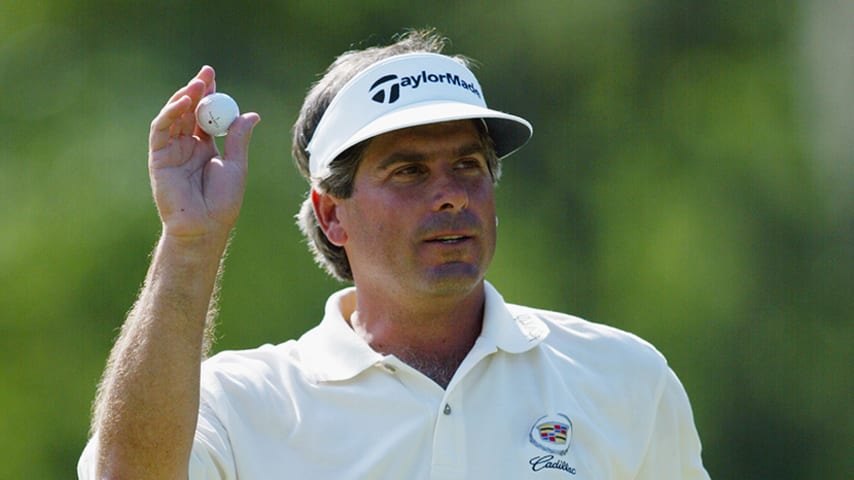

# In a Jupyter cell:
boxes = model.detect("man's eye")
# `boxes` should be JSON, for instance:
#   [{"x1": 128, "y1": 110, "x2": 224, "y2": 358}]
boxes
[
  {"x1": 392, "y1": 165, "x2": 423, "y2": 177},
  {"x1": 455, "y1": 158, "x2": 486, "y2": 171}
]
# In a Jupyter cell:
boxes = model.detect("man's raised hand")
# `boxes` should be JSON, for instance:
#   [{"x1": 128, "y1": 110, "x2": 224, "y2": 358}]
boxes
[{"x1": 148, "y1": 65, "x2": 260, "y2": 243}]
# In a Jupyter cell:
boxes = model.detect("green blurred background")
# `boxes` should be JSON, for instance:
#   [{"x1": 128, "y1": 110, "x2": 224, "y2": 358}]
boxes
[{"x1": 1, "y1": 1, "x2": 851, "y2": 478}]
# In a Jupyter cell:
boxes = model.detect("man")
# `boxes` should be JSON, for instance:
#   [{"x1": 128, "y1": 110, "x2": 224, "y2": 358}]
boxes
[{"x1": 79, "y1": 30, "x2": 710, "y2": 479}]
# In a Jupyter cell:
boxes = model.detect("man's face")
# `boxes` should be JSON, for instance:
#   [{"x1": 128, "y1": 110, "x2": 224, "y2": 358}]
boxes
[{"x1": 334, "y1": 120, "x2": 497, "y2": 300}]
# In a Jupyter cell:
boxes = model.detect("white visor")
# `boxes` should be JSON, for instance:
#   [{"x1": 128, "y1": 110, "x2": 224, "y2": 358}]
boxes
[{"x1": 306, "y1": 52, "x2": 533, "y2": 179}]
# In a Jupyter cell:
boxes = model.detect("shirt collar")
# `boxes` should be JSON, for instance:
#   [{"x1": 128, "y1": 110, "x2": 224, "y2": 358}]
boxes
[
  {"x1": 297, "y1": 281, "x2": 550, "y2": 383},
  {"x1": 481, "y1": 281, "x2": 550, "y2": 353},
  {"x1": 297, "y1": 286, "x2": 382, "y2": 383}
]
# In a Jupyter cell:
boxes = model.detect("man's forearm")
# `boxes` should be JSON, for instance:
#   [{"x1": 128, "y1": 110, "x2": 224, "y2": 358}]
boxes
[{"x1": 91, "y1": 233, "x2": 228, "y2": 479}]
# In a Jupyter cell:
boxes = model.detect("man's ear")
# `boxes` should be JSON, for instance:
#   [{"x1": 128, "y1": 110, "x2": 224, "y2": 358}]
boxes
[{"x1": 311, "y1": 189, "x2": 347, "y2": 246}]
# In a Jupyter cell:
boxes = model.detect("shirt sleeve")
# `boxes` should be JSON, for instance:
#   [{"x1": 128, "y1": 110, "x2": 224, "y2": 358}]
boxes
[
  {"x1": 76, "y1": 432, "x2": 97, "y2": 479},
  {"x1": 189, "y1": 394, "x2": 237, "y2": 480},
  {"x1": 635, "y1": 366, "x2": 711, "y2": 479},
  {"x1": 77, "y1": 400, "x2": 236, "y2": 480}
]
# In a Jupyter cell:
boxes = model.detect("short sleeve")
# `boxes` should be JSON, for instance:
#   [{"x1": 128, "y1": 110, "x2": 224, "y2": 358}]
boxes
[
  {"x1": 76, "y1": 411, "x2": 236, "y2": 480},
  {"x1": 636, "y1": 367, "x2": 711, "y2": 479},
  {"x1": 77, "y1": 433, "x2": 98, "y2": 479},
  {"x1": 189, "y1": 394, "x2": 237, "y2": 480}
]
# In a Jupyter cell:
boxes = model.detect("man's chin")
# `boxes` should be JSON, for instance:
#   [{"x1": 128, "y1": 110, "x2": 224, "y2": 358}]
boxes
[{"x1": 417, "y1": 263, "x2": 486, "y2": 296}]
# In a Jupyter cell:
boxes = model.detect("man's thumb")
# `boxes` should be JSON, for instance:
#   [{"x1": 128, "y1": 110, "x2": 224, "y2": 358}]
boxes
[{"x1": 223, "y1": 112, "x2": 261, "y2": 161}]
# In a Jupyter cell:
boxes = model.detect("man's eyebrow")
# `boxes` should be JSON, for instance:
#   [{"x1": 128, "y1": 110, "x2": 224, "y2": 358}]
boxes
[
  {"x1": 455, "y1": 141, "x2": 487, "y2": 159},
  {"x1": 376, "y1": 142, "x2": 487, "y2": 171}
]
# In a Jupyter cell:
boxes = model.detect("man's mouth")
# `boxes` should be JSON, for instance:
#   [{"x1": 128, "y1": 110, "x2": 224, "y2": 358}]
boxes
[{"x1": 427, "y1": 235, "x2": 469, "y2": 244}]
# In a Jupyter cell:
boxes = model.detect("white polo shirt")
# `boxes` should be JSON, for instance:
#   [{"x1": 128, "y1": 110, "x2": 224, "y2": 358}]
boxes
[{"x1": 79, "y1": 282, "x2": 709, "y2": 479}]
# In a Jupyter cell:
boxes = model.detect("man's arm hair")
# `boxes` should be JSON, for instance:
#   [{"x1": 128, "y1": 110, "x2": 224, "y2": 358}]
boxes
[
  {"x1": 89, "y1": 234, "x2": 228, "y2": 479},
  {"x1": 90, "y1": 239, "x2": 228, "y2": 437}
]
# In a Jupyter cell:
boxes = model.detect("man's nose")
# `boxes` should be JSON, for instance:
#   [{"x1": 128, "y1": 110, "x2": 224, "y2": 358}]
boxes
[{"x1": 431, "y1": 171, "x2": 469, "y2": 212}]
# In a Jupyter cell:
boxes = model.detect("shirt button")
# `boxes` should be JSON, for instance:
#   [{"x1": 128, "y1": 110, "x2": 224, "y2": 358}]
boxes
[{"x1": 443, "y1": 404, "x2": 452, "y2": 415}]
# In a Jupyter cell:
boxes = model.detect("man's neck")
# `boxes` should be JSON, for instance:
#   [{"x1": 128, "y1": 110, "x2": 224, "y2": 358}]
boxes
[{"x1": 348, "y1": 283, "x2": 486, "y2": 388}]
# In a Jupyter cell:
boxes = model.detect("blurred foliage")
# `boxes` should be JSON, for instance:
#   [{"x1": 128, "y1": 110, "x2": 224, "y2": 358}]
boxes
[{"x1": 1, "y1": 0, "x2": 851, "y2": 478}]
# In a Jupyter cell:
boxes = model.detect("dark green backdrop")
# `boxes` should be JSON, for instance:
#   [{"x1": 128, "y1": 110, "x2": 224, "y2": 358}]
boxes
[{"x1": 1, "y1": 1, "x2": 851, "y2": 478}]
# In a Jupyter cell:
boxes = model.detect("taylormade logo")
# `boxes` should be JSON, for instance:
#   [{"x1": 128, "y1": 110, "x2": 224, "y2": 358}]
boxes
[{"x1": 369, "y1": 71, "x2": 481, "y2": 104}]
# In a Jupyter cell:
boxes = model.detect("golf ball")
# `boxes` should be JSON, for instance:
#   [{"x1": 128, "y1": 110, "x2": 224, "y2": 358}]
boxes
[{"x1": 195, "y1": 92, "x2": 239, "y2": 137}]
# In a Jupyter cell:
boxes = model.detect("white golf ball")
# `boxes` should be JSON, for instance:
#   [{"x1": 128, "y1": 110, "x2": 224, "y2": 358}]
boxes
[{"x1": 195, "y1": 92, "x2": 240, "y2": 137}]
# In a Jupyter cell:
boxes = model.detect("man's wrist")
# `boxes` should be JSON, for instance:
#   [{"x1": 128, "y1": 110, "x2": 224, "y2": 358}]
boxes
[{"x1": 158, "y1": 228, "x2": 231, "y2": 261}]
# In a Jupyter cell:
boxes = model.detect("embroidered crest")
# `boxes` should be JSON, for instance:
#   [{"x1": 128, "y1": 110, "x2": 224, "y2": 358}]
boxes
[{"x1": 529, "y1": 413, "x2": 573, "y2": 455}]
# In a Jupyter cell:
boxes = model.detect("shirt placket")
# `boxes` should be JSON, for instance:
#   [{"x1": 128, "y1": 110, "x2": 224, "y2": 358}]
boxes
[
  {"x1": 428, "y1": 339, "x2": 498, "y2": 480},
  {"x1": 430, "y1": 387, "x2": 466, "y2": 480}
]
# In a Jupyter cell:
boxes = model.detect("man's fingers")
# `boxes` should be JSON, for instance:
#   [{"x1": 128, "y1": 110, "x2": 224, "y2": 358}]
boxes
[
  {"x1": 160, "y1": 66, "x2": 216, "y2": 140},
  {"x1": 151, "y1": 76, "x2": 215, "y2": 150},
  {"x1": 149, "y1": 95, "x2": 193, "y2": 151},
  {"x1": 167, "y1": 66, "x2": 215, "y2": 104},
  {"x1": 206, "y1": 77, "x2": 217, "y2": 97},
  {"x1": 149, "y1": 66, "x2": 236, "y2": 156},
  {"x1": 193, "y1": 78, "x2": 219, "y2": 138},
  {"x1": 175, "y1": 79, "x2": 208, "y2": 138}
]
